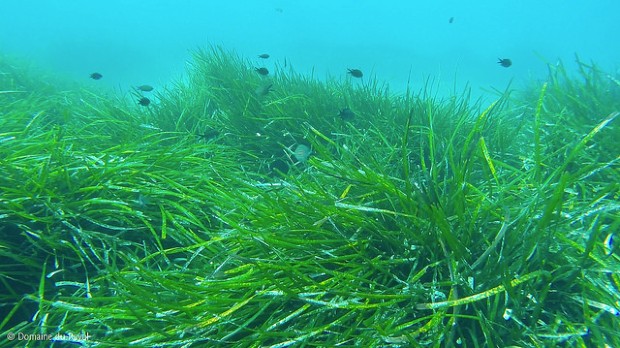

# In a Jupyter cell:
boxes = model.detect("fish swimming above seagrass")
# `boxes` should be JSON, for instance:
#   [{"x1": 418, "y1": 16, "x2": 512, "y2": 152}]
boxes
[
  {"x1": 255, "y1": 67, "x2": 269, "y2": 76},
  {"x1": 497, "y1": 58, "x2": 512, "y2": 67},
  {"x1": 136, "y1": 85, "x2": 154, "y2": 92},
  {"x1": 255, "y1": 83, "x2": 273, "y2": 96},
  {"x1": 138, "y1": 97, "x2": 151, "y2": 106},
  {"x1": 338, "y1": 108, "x2": 355, "y2": 121},
  {"x1": 347, "y1": 68, "x2": 363, "y2": 78}
]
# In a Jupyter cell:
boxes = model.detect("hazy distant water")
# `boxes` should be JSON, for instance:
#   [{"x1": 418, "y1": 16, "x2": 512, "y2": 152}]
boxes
[{"x1": 1, "y1": 0, "x2": 617, "y2": 99}]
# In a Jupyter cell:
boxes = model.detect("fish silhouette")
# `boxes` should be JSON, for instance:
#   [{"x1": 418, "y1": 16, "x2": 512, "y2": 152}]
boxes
[
  {"x1": 497, "y1": 58, "x2": 512, "y2": 68},
  {"x1": 347, "y1": 69, "x2": 363, "y2": 78}
]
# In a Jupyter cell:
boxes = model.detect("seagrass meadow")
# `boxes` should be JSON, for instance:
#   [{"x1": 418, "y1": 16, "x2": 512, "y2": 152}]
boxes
[{"x1": 1, "y1": 47, "x2": 619, "y2": 347}]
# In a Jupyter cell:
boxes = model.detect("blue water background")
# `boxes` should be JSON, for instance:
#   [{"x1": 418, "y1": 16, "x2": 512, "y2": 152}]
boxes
[{"x1": 1, "y1": 0, "x2": 617, "y2": 99}]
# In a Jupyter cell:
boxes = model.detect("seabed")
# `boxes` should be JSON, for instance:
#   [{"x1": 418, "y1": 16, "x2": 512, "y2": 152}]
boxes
[{"x1": 0, "y1": 47, "x2": 619, "y2": 347}]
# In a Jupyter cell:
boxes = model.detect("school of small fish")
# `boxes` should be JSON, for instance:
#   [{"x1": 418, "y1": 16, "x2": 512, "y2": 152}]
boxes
[{"x1": 85, "y1": 12, "x2": 513, "y2": 175}]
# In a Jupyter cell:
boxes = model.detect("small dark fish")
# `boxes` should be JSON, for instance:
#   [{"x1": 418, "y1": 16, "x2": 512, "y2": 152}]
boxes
[
  {"x1": 258, "y1": 54, "x2": 270, "y2": 59},
  {"x1": 449, "y1": 17, "x2": 454, "y2": 24},
  {"x1": 138, "y1": 97, "x2": 151, "y2": 106},
  {"x1": 497, "y1": 58, "x2": 512, "y2": 68},
  {"x1": 338, "y1": 108, "x2": 355, "y2": 121},
  {"x1": 347, "y1": 68, "x2": 363, "y2": 78},
  {"x1": 255, "y1": 67, "x2": 269, "y2": 76},
  {"x1": 136, "y1": 85, "x2": 154, "y2": 92},
  {"x1": 255, "y1": 83, "x2": 273, "y2": 96},
  {"x1": 90, "y1": 72, "x2": 103, "y2": 80}
]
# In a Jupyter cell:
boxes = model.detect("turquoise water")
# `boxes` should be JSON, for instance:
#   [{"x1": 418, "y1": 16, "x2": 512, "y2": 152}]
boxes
[{"x1": 1, "y1": 1, "x2": 618, "y2": 98}]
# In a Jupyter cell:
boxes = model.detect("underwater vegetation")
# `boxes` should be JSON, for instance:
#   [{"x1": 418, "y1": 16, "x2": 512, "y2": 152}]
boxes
[{"x1": 0, "y1": 47, "x2": 619, "y2": 347}]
